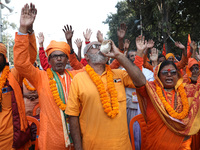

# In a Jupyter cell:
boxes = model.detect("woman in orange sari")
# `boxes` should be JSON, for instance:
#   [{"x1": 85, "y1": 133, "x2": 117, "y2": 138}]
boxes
[{"x1": 136, "y1": 60, "x2": 200, "y2": 150}]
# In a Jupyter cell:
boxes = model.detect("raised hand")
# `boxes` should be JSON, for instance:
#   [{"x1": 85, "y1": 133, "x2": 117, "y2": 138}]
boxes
[
  {"x1": 117, "y1": 23, "x2": 127, "y2": 39},
  {"x1": 83, "y1": 29, "x2": 92, "y2": 42},
  {"x1": 196, "y1": 47, "x2": 200, "y2": 61},
  {"x1": 20, "y1": 3, "x2": 37, "y2": 33},
  {"x1": 147, "y1": 39, "x2": 154, "y2": 49},
  {"x1": 37, "y1": 32, "x2": 44, "y2": 47},
  {"x1": 136, "y1": 35, "x2": 147, "y2": 57},
  {"x1": 175, "y1": 41, "x2": 185, "y2": 50},
  {"x1": 102, "y1": 40, "x2": 121, "y2": 58},
  {"x1": 74, "y1": 38, "x2": 82, "y2": 50},
  {"x1": 149, "y1": 48, "x2": 158, "y2": 62},
  {"x1": 63, "y1": 25, "x2": 74, "y2": 41},
  {"x1": 96, "y1": 30, "x2": 103, "y2": 43},
  {"x1": 190, "y1": 41, "x2": 197, "y2": 51},
  {"x1": 124, "y1": 39, "x2": 130, "y2": 50}
]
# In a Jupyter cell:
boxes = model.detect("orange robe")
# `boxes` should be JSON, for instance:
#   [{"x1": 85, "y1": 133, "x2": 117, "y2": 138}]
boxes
[
  {"x1": 14, "y1": 33, "x2": 81, "y2": 150},
  {"x1": 0, "y1": 33, "x2": 37, "y2": 150},
  {"x1": 66, "y1": 69, "x2": 134, "y2": 150}
]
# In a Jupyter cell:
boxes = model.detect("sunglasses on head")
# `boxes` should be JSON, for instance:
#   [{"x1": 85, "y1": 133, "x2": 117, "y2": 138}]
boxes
[
  {"x1": 88, "y1": 44, "x2": 101, "y2": 50},
  {"x1": 161, "y1": 69, "x2": 177, "y2": 76}
]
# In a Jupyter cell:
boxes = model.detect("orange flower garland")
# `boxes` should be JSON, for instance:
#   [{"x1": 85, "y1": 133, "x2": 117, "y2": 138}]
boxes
[
  {"x1": 155, "y1": 82, "x2": 189, "y2": 119},
  {"x1": 23, "y1": 78, "x2": 36, "y2": 91},
  {"x1": 47, "y1": 68, "x2": 66, "y2": 111},
  {"x1": 85, "y1": 64, "x2": 119, "y2": 118},
  {"x1": 0, "y1": 65, "x2": 10, "y2": 111}
]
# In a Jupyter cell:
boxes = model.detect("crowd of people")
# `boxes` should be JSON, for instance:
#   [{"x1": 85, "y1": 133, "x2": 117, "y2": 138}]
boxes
[{"x1": 1, "y1": 3, "x2": 200, "y2": 150}]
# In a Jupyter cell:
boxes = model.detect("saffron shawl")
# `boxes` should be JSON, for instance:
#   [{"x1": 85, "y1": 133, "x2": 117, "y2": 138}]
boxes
[{"x1": 137, "y1": 63, "x2": 200, "y2": 136}]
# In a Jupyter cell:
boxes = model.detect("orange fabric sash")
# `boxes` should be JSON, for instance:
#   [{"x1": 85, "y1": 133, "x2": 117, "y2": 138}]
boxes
[{"x1": 8, "y1": 72, "x2": 28, "y2": 132}]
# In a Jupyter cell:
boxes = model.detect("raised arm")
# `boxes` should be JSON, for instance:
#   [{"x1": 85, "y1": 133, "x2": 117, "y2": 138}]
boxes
[
  {"x1": 104, "y1": 39, "x2": 146, "y2": 87},
  {"x1": 74, "y1": 38, "x2": 82, "y2": 61},
  {"x1": 14, "y1": 3, "x2": 40, "y2": 88},
  {"x1": 143, "y1": 39, "x2": 154, "y2": 72},
  {"x1": 124, "y1": 39, "x2": 130, "y2": 56},
  {"x1": 63, "y1": 24, "x2": 74, "y2": 50},
  {"x1": 96, "y1": 30, "x2": 103, "y2": 43},
  {"x1": 117, "y1": 23, "x2": 127, "y2": 50},
  {"x1": 190, "y1": 41, "x2": 197, "y2": 59},
  {"x1": 149, "y1": 48, "x2": 158, "y2": 67},
  {"x1": 37, "y1": 32, "x2": 51, "y2": 70},
  {"x1": 175, "y1": 41, "x2": 188, "y2": 70},
  {"x1": 83, "y1": 28, "x2": 92, "y2": 44}
]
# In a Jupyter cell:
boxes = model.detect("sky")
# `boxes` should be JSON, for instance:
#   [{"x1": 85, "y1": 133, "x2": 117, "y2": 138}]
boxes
[{"x1": 1, "y1": 0, "x2": 122, "y2": 54}]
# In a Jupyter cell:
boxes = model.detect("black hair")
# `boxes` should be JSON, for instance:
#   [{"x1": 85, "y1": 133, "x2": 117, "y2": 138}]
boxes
[
  {"x1": 127, "y1": 50, "x2": 137, "y2": 59},
  {"x1": 158, "y1": 60, "x2": 178, "y2": 77},
  {"x1": 158, "y1": 54, "x2": 165, "y2": 60},
  {"x1": 0, "y1": 54, "x2": 9, "y2": 72}
]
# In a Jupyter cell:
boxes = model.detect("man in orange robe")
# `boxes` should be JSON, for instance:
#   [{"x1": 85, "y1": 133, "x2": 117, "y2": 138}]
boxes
[
  {"x1": 65, "y1": 39, "x2": 146, "y2": 149},
  {"x1": 14, "y1": 3, "x2": 82, "y2": 150},
  {"x1": 0, "y1": 30, "x2": 37, "y2": 149}
]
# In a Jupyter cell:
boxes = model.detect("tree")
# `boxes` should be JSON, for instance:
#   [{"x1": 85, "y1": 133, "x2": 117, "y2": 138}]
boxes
[
  {"x1": 105, "y1": 0, "x2": 200, "y2": 55},
  {"x1": 103, "y1": 1, "x2": 139, "y2": 50}
]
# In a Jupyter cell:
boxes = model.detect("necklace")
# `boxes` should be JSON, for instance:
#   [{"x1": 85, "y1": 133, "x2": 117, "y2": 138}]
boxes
[
  {"x1": 163, "y1": 89, "x2": 175, "y2": 108},
  {"x1": 23, "y1": 78, "x2": 36, "y2": 91},
  {"x1": 0, "y1": 65, "x2": 10, "y2": 112},
  {"x1": 47, "y1": 68, "x2": 66, "y2": 111},
  {"x1": 85, "y1": 64, "x2": 119, "y2": 118},
  {"x1": 155, "y1": 82, "x2": 189, "y2": 119}
]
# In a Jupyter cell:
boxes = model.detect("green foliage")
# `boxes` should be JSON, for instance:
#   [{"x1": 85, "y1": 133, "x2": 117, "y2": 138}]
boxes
[{"x1": 104, "y1": 0, "x2": 200, "y2": 55}]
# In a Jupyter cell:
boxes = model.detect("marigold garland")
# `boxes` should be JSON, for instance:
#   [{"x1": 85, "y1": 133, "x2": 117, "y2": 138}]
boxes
[
  {"x1": 0, "y1": 65, "x2": 10, "y2": 111},
  {"x1": 47, "y1": 68, "x2": 66, "y2": 111},
  {"x1": 23, "y1": 78, "x2": 36, "y2": 91},
  {"x1": 155, "y1": 82, "x2": 189, "y2": 119},
  {"x1": 85, "y1": 64, "x2": 119, "y2": 118}
]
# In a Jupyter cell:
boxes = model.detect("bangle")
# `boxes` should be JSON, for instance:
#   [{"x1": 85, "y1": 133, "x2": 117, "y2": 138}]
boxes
[{"x1": 70, "y1": 49, "x2": 74, "y2": 54}]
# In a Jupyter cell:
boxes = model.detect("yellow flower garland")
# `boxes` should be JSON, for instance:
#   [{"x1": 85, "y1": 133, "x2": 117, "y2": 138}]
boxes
[
  {"x1": 0, "y1": 65, "x2": 10, "y2": 110},
  {"x1": 47, "y1": 68, "x2": 66, "y2": 111},
  {"x1": 85, "y1": 64, "x2": 119, "y2": 118},
  {"x1": 23, "y1": 78, "x2": 36, "y2": 91},
  {"x1": 155, "y1": 82, "x2": 189, "y2": 119}
]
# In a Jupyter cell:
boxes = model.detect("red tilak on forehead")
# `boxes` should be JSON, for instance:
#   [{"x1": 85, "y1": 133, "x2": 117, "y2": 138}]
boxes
[{"x1": 168, "y1": 69, "x2": 170, "y2": 72}]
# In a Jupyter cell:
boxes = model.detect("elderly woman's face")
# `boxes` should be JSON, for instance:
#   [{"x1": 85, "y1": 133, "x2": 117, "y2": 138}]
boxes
[{"x1": 159, "y1": 64, "x2": 179, "y2": 89}]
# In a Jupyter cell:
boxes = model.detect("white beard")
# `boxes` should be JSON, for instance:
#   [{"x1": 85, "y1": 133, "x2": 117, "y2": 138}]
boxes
[{"x1": 88, "y1": 52, "x2": 108, "y2": 64}]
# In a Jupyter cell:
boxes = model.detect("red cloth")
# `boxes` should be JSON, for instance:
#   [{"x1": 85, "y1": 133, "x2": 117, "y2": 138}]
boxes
[
  {"x1": 187, "y1": 34, "x2": 191, "y2": 57},
  {"x1": 39, "y1": 47, "x2": 51, "y2": 71},
  {"x1": 162, "y1": 44, "x2": 166, "y2": 56},
  {"x1": 80, "y1": 58, "x2": 88, "y2": 66}
]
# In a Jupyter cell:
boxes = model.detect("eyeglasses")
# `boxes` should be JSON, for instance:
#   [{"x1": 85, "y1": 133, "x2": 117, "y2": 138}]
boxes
[
  {"x1": 88, "y1": 44, "x2": 101, "y2": 50},
  {"x1": 50, "y1": 54, "x2": 67, "y2": 59},
  {"x1": 161, "y1": 69, "x2": 177, "y2": 76}
]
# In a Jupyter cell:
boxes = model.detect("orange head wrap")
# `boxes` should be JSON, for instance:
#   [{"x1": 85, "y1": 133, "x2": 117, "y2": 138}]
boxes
[
  {"x1": 0, "y1": 43, "x2": 7, "y2": 59},
  {"x1": 45, "y1": 40, "x2": 70, "y2": 58},
  {"x1": 188, "y1": 58, "x2": 198, "y2": 69},
  {"x1": 165, "y1": 53, "x2": 175, "y2": 60}
]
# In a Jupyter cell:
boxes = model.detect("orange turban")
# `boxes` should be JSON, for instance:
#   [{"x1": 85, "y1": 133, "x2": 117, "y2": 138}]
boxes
[
  {"x1": 188, "y1": 58, "x2": 198, "y2": 69},
  {"x1": 165, "y1": 53, "x2": 175, "y2": 60},
  {"x1": 45, "y1": 40, "x2": 70, "y2": 58},
  {"x1": 0, "y1": 43, "x2": 7, "y2": 59}
]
